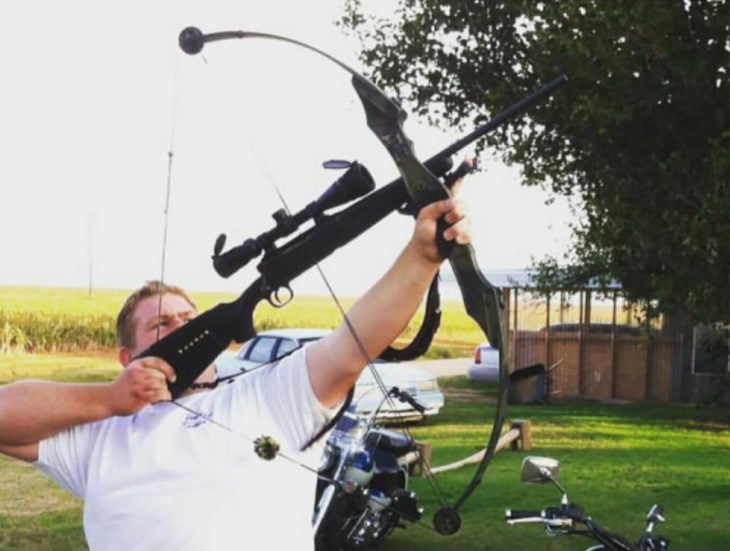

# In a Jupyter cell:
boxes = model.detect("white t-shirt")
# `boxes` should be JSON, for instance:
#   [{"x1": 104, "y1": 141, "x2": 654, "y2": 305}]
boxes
[{"x1": 36, "y1": 348, "x2": 335, "y2": 550}]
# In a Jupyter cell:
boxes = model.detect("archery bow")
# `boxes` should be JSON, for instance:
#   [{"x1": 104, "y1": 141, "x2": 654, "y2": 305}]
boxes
[{"x1": 138, "y1": 25, "x2": 567, "y2": 535}]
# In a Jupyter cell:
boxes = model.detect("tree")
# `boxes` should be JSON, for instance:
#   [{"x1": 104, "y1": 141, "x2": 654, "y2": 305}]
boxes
[{"x1": 341, "y1": 0, "x2": 730, "y2": 321}]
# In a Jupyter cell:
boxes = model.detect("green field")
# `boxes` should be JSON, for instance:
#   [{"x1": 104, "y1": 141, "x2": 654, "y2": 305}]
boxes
[
  {"x1": 1, "y1": 286, "x2": 728, "y2": 549},
  {"x1": 0, "y1": 285, "x2": 485, "y2": 357}
]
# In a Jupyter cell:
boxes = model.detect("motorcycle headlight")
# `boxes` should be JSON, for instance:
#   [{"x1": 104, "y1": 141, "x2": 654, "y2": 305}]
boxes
[
  {"x1": 350, "y1": 449, "x2": 374, "y2": 472},
  {"x1": 318, "y1": 442, "x2": 335, "y2": 472},
  {"x1": 344, "y1": 449, "x2": 374, "y2": 486}
]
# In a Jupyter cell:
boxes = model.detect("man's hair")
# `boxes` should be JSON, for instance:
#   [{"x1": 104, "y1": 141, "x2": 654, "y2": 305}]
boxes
[{"x1": 116, "y1": 281, "x2": 196, "y2": 348}]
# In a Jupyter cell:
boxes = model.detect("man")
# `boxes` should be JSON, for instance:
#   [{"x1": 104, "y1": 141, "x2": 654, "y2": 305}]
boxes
[{"x1": 0, "y1": 196, "x2": 470, "y2": 549}]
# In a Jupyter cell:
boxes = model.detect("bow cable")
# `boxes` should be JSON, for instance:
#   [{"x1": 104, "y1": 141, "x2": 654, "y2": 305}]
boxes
[
  {"x1": 147, "y1": 53, "x2": 346, "y2": 473},
  {"x1": 156, "y1": 55, "x2": 181, "y2": 342},
  {"x1": 228, "y1": 43, "x2": 454, "y2": 513},
  {"x1": 152, "y1": 40, "x2": 453, "y2": 515}
]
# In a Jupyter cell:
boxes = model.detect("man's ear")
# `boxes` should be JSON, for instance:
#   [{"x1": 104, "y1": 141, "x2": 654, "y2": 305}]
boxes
[{"x1": 118, "y1": 348, "x2": 133, "y2": 367}]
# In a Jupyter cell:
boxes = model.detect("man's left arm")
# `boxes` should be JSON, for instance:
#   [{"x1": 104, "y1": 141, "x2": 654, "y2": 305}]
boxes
[{"x1": 307, "y1": 197, "x2": 470, "y2": 409}]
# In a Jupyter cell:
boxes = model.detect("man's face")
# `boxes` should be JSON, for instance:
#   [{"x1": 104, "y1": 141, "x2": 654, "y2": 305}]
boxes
[{"x1": 128, "y1": 293, "x2": 197, "y2": 358}]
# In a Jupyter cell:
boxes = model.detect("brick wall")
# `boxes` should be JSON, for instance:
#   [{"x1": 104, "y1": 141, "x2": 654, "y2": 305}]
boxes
[{"x1": 511, "y1": 330, "x2": 677, "y2": 401}]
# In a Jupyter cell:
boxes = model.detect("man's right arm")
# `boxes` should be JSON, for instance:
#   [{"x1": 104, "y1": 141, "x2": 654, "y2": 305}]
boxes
[
  {"x1": 0, "y1": 381, "x2": 116, "y2": 462},
  {"x1": 0, "y1": 357, "x2": 176, "y2": 462}
]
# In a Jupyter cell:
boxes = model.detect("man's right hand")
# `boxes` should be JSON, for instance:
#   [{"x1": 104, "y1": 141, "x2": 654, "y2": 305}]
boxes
[
  {"x1": 108, "y1": 357, "x2": 176, "y2": 415},
  {"x1": 0, "y1": 364, "x2": 173, "y2": 463}
]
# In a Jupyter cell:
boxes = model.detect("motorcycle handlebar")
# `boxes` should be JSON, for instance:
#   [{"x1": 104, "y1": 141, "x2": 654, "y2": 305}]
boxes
[
  {"x1": 505, "y1": 508, "x2": 573, "y2": 529},
  {"x1": 505, "y1": 508, "x2": 544, "y2": 521},
  {"x1": 390, "y1": 386, "x2": 427, "y2": 413}
]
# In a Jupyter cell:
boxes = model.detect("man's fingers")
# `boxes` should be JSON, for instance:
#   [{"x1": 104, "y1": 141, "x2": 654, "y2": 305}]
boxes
[
  {"x1": 137, "y1": 357, "x2": 177, "y2": 383},
  {"x1": 443, "y1": 199, "x2": 471, "y2": 242},
  {"x1": 418, "y1": 197, "x2": 457, "y2": 222},
  {"x1": 443, "y1": 215, "x2": 472, "y2": 244},
  {"x1": 443, "y1": 199, "x2": 466, "y2": 223},
  {"x1": 429, "y1": 197, "x2": 466, "y2": 223},
  {"x1": 133, "y1": 372, "x2": 172, "y2": 403},
  {"x1": 123, "y1": 359, "x2": 175, "y2": 404},
  {"x1": 147, "y1": 387, "x2": 173, "y2": 403},
  {"x1": 418, "y1": 197, "x2": 469, "y2": 239}
]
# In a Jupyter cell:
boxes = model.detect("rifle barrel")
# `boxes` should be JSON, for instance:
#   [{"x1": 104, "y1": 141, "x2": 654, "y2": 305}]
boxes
[{"x1": 429, "y1": 74, "x2": 568, "y2": 163}]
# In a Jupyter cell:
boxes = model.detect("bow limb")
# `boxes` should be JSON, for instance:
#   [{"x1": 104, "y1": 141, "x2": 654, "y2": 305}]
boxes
[
  {"x1": 374, "y1": 144, "x2": 510, "y2": 535},
  {"x1": 325, "y1": 41, "x2": 511, "y2": 534},
  {"x1": 445, "y1": 245, "x2": 509, "y2": 514},
  {"x1": 349, "y1": 75, "x2": 567, "y2": 522},
  {"x1": 350, "y1": 59, "x2": 510, "y2": 534}
]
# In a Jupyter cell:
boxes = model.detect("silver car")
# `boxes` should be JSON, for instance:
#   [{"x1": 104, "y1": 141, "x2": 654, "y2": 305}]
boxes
[
  {"x1": 467, "y1": 342, "x2": 500, "y2": 382},
  {"x1": 216, "y1": 328, "x2": 444, "y2": 421}
]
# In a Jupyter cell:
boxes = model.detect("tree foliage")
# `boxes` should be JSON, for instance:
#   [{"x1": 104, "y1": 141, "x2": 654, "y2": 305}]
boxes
[{"x1": 341, "y1": 0, "x2": 730, "y2": 321}]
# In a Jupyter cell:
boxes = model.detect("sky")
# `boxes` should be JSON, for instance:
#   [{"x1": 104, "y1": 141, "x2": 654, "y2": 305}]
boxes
[{"x1": 0, "y1": 0, "x2": 577, "y2": 299}]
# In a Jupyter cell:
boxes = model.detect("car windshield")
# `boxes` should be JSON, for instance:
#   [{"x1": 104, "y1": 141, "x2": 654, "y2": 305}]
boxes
[
  {"x1": 277, "y1": 336, "x2": 322, "y2": 357},
  {"x1": 246, "y1": 336, "x2": 278, "y2": 363}
]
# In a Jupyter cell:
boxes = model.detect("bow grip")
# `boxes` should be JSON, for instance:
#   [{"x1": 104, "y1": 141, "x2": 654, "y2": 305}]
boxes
[{"x1": 436, "y1": 157, "x2": 478, "y2": 258}]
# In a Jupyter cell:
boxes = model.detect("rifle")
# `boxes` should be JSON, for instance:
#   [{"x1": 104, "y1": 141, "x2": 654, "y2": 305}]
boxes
[{"x1": 136, "y1": 75, "x2": 568, "y2": 399}]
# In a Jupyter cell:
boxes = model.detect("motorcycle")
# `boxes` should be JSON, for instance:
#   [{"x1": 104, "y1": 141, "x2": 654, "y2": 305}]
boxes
[
  {"x1": 506, "y1": 456, "x2": 669, "y2": 550},
  {"x1": 313, "y1": 386, "x2": 426, "y2": 550}
]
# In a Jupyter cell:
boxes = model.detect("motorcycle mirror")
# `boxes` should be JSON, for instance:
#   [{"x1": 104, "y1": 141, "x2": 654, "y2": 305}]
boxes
[{"x1": 521, "y1": 456, "x2": 560, "y2": 484}]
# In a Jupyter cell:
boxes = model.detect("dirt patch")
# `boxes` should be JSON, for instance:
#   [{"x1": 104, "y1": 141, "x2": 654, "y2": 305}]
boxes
[
  {"x1": 678, "y1": 420, "x2": 730, "y2": 432},
  {"x1": 442, "y1": 387, "x2": 495, "y2": 403}
]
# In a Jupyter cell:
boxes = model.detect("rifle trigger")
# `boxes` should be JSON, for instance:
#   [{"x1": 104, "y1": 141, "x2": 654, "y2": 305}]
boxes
[{"x1": 269, "y1": 285, "x2": 293, "y2": 308}]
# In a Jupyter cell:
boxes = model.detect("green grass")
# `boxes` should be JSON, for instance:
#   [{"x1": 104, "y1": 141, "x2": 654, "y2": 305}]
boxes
[
  {"x1": 381, "y1": 385, "x2": 730, "y2": 550},
  {"x1": 0, "y1": 352, "x2": 119, "y2": 385},
  {"x1": 1, "y1": 354, "x2": 729, "y2": 550},
  {"x1": 0, "y1": 456, "x2": 85, "y2": 551}
]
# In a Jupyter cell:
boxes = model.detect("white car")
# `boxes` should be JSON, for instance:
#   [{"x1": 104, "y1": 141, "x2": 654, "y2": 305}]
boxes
[
  {"x1": 467, "y1": 342, "x2": 500, "y2": 382},
  {"x1": 216, "y1": 328, "x2": 444, "y2": 421}
]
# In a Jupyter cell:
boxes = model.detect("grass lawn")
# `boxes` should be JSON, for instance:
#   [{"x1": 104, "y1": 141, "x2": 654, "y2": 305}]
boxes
[{"x1": 0, "y1": 355, "x2": 729, "y2": 549}]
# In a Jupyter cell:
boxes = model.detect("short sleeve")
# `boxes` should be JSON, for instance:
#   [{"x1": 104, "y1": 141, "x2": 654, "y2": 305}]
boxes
[
  {"x1": 248, "y1": 347, "x2": 342, "y2": 453},
  {"x1": 35, "y1": 421, "x2": 99, "y2": 498}
]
